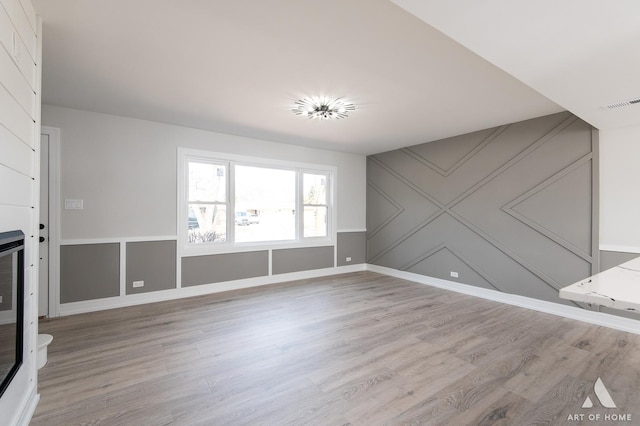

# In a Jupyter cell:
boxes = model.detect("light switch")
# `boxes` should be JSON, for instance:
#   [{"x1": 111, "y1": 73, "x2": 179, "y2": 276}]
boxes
[{"x1": 64, "y1": 199, "x2": 84, "y2": 210}]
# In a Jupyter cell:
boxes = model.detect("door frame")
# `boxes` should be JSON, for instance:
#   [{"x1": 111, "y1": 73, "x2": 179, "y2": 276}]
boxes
[{"x1": 41, "y1": 126, "x2": 61, "y2": 317}]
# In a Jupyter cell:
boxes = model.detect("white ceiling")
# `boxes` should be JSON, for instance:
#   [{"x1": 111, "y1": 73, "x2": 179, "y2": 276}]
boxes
[
  {"x1": 32, "y1": 0, "x2": 579, "y2": 155},
  {"x1": 393, "y1": 0, "x2": 640, "y2": 134}
]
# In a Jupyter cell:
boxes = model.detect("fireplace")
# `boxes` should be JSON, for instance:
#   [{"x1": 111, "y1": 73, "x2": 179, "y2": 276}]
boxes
[{"x1": 0, "y1": 231, "x2": 24, "y2": 397}]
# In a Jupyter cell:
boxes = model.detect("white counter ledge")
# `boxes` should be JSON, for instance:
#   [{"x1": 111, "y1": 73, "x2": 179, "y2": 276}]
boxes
[{"x1": 560, "y1": 256, "x2": 640, "y2": 313}]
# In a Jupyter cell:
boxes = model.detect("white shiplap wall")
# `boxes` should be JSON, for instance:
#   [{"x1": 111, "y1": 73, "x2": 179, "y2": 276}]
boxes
[{"x1": 0, "y1": 0, "x2": 41, "y2": 424}]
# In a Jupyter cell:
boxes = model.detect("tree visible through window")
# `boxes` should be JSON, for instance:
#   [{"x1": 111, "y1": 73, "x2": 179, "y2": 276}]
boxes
[
  {"x1": 188, "y1": 162, "x2": 227, "y2": 243},
  {"x1": 303, "y1": 173, "x2": 329, "y2": 237}
]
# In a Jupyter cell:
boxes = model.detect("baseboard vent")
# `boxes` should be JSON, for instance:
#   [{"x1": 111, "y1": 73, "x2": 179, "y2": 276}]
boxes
[{"x1": 604, "y1": 97, "x2": 640, "y2": 109}]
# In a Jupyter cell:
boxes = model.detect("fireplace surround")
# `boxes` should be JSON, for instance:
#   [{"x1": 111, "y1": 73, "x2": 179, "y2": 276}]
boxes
[{"x1": 0, "y1": 231, "x2": 24, "y2": 397}]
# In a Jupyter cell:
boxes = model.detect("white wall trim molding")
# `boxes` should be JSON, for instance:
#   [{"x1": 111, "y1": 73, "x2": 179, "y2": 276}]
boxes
[
  {"x1": 58, "y1": 264, "x2": 366, "y2": 316},
  {"x1": 53, "y1": 261, "x2": 640, "y2": 335},
  {"x1": 119, "y1": 241, "x2": 126, "y2": 297},
  {"x1": 337, "y1": 229, "x2": 367, "y2": 233},
  {"x1": 59, "y1": 235, "x2": 178, "y2": 245},
  {"x1": 366, "y1": 264, "x2": 640, "y2": 335},
  {"x1": 179, "y1": 239, "x2": 335, "y2": 258},
  {"x1": 15, "y1": 389, "x2": 39, "y2": 426},
  {"x1": 599, "y1": 244, "x2": 640, "y2": 254}
]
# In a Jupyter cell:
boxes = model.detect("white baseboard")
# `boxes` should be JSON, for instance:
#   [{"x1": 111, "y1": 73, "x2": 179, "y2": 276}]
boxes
[
  {"x1": 58, "y1": 264, "x2": 366, "y2": 316},
  {"x1": 366, "y1": 264, "x2": 640, "y2": 336},
  {"x1": 56, "y1": 262, "x2": 639, "y2": 335},
  {"x1": 15, "y1": 387, "x2": 39, "y2": 426}
]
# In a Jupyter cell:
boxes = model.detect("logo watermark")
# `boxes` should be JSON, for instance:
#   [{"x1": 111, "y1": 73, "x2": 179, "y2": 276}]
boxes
[
  {"x1": 566, "y1": 377, "x2": 632, "y2": 423},
  {"x1": 582, "y1": 377, "x2": 616, "y2": 409}
]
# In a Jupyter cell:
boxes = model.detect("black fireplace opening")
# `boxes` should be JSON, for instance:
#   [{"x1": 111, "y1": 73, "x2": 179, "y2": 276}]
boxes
[{"x1": 0, "y1": 231, "x2": 24, "y2": 397}]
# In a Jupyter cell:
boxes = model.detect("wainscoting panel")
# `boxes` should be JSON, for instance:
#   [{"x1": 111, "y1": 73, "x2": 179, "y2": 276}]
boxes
[
  {"x1": 337, "y1": 231, "x2": 366, "y2": 266},
  {"x1": 181, "y1": 250, "x2": 269, "y2": 287},
  {"x1": 367, "y1": 112, "x2": 598, "y2": 306},
  {"x1": 600, "y1": 250, "x2": 640, "y2": 272},
  {"x1": 272, "y1": 246, "x2": 334, "y2": 274},
  {"x1": 60, "y1": 243, "x2": 120, "y2": 303},
  {"x1": 126, "y1": 240, "x2": 176, "y2": 294}
]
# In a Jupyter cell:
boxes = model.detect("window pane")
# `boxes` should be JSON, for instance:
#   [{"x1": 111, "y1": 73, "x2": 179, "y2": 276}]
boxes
[
  {"x1": 188, "y1": 162, "x2": 226, "y2": 202},
  {"x1": 188, "y1": 204, "x2": 227, "y2": 243},
  {"x1": 304, "y1": 206, "x2": 327, "y2": 237},
  {"x1": 235, "y1": 165, "x2": 295, "y2": 242},
  {"x1": 303, "y1": 173, "x2": 327, "y2": 205}
]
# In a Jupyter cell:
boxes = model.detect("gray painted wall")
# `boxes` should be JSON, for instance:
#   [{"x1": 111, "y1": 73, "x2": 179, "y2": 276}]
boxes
[
  {"x1": 60, "y1": 243, "x2": 120, "y2": 303},
  {"x1": 126, "y1": 240, "x2": 177, "y2": 294},
  {"x1": 600, "y1": 250, "x2": 640, "y2": 272},
  {"x1": 42, "y1": 105, "x2": 366, "y2": 239},
  {"x1": 58, "y1": 232, "x2": 363, "y2": 302},
  {"x1": 272, "y1": 246, "x2": 334, "y2": 274},
  {"x1": 367, "y1": 112, "x2": 598, "y2": 307},
  {"x1": 182, "y1": 251, "x2": 269, "y2": 287},
  {"x1": 337, "y1": 232, "x2": 367, "y2": 266}
]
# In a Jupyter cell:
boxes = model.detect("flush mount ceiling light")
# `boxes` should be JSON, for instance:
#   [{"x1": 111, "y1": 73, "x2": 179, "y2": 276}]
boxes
[{"x1": 292, "y1": 96, "x2": 355, "y2": 120}]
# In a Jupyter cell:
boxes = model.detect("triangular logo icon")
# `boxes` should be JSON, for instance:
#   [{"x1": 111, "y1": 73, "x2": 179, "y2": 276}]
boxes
[
  {"x1": 582, "y1": 377, "x2": 616, "y2": 408},
  {"x1": 581, "y1": 396, "x2": 593, "y2": 408}
]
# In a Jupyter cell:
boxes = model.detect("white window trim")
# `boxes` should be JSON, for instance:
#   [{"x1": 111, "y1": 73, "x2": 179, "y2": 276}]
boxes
[{"x1": 178, "y1": 148, "x2": 336, "y2": 257}]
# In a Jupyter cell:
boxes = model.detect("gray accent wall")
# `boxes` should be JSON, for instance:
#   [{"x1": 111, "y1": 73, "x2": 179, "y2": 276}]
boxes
[
  {"x1": 367, "y1": 112, "x2": 598, "y2": 307},
  {"x1": 337, "y1": 232, "x2": 366, "y2": 266},
  {"x1": 126, "y1": 240, "x2": 177, "y2": 294},
  {"x1": 60, "y1": 243, "x2": 120, "y2": 303},
  {"x1": 600, "y1": 251, "x2": 640, "y2": 272},
  {"x1": 182, "y1": 251, "x2": 269, "y2": 287},
  {"x1": 272, "y1": 246, "x2": 334, "y2": 274}
]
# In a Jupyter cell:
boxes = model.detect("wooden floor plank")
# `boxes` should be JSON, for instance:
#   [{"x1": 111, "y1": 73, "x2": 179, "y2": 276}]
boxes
[{"x1": 31, "y1": 271, "x2": 640, "y2": 425}]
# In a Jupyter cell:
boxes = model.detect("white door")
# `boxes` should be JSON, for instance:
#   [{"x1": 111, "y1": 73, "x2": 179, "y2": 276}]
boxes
[{"x1": 39, "y1": 133, "x2": 50, "y2": 317}]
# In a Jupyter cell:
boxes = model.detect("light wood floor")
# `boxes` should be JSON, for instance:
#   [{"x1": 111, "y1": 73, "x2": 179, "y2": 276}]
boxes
[{"x1": 32, "y1": 272, "x2": 640, "y2": 425}]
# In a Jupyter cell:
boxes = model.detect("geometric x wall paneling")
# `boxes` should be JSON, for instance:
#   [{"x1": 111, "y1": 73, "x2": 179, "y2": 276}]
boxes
[{"x1": 367, "y1": 112, "x2": 598, "y2": 308}]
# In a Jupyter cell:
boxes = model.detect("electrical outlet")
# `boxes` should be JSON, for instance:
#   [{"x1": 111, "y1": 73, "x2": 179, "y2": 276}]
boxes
[
  {"x1": 0, "y1": 295, "x2": 3, "y2": 303},
  {"x1": 450, "y1": 271, "x2": 459, "y2": 278},
  {"x1": 132, "y1": 280, "x2": 144, "y2": 288},
  {"x1": 346, "y1": 257, "x2": 352, "y2": 262}
]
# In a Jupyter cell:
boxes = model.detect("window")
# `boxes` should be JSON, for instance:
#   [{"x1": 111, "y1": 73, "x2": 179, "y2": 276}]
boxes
[
  {"x1": 235, "y1": 165, "x2": 296, "y2": 243},
  {"x1": 179, "y1": 150, "x2": 334, "y2": 252},
  {"x1": 303, "y1": 173, "x2": 329, "y2": 238},
  {"x1": 187, "y1": 161, "x2": 227, "y2": 243}
]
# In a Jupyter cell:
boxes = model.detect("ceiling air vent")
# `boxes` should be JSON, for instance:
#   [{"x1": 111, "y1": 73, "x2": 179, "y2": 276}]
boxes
[{"x1": 604, "y1": 97, "x2": 640, "y2": 109}]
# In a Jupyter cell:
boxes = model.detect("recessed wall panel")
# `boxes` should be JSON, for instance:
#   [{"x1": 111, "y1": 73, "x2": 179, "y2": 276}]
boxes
[
  {"x1": 600, "y1": 251, "x2": 640, "y2": 272},
  {"x1": 60, "y1": 244, "x2": 120, "y2": 303},
  {"x1": 182, "y1": 251, "x2": 268, "y2": 287},
  {"x1": 337, "y1": 232, "x2": 366, "y2": 266},
  {"x1": 272, "y1": 246, "x2": 334, "y2": 274},
  {"x1": 126, "y1": 240, "x2": 176, "y2": 294}
]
